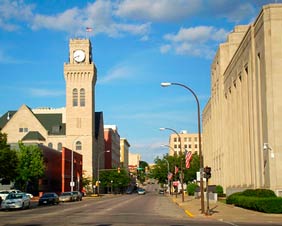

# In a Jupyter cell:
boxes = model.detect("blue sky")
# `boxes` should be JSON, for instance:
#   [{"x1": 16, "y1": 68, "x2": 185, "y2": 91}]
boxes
[{"x1": 0, "y1": 0, "x2": 279, "y2": 163}]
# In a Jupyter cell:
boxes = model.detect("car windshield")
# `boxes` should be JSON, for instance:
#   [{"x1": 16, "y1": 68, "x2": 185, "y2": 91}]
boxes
[
  {"x1": 0, "y1": 191, "x2": 9, "y2": 194},
  {"x1": 42, "y1": 193, "x2": 54, "y2": 197},
  {"x1": 7, "y1": 194, "x2": 23, "y2": 199},
  {"x1": 61, "y1": 192, "x2": 72, "y2": 196}
]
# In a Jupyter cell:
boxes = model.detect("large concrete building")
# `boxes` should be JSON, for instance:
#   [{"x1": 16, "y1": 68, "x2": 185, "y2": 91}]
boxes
[
  {"x1": 120, "y1": 138, "x2": 130, "y2": 169},
  {"x1": 202, "y1": 4, "x2": 282, "y2": 196},
  {"x1": 0, "y1": 39, "x2": 105, "y2": 187},
  {"x1": 168, "y1": 130, "x2": 201, "y2": 156}
]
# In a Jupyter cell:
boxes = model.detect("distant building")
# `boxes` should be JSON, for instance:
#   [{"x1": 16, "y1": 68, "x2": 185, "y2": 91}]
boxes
[
  {"x1": 202, "y1": 4, "x2": 282, "y2": 196},
  {"x1": 168, "y1": 130, "x2": 201, "y2": 156},
  {"x1": 128, "y1": 152, "x2": 141, "y2": 173},
  {"x1": 120, "y1": 138, "x2": 130, "y2": 169},
  {"x1": 104, "y1": 125, "x2": 120, "y2": 169}
]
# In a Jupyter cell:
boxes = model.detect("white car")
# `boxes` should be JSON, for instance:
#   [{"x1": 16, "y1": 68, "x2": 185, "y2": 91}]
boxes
[
  {"x1": 1, "y1": 193, "x2": 30, "y2": 210},
  {"x1": 9, "y1": 189, "x2": 33, "y2": 199}
]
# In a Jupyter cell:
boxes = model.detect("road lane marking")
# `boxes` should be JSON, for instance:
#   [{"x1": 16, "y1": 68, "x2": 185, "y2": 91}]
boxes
[{"x1": 185, "y1": 210, "x2": 194, "y2": 218}]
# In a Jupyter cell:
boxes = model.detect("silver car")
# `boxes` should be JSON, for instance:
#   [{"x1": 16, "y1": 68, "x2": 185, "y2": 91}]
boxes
[{"x1": 1, "y1": 193, "x2": 30, "y2": 210}]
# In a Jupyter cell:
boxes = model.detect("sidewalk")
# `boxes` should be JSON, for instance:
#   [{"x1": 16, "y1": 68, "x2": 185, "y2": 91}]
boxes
[{"x1": 170, "y1": 194, "x2": 282, "y2": 224}]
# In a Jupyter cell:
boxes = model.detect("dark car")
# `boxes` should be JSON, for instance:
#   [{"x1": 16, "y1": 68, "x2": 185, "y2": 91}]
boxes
[
  {"x1": 72, "y1": 191, "x2": 82, "y2": 201},
  {"x1": 38, "y1": 192, "x2": 59, "y2": 205}
]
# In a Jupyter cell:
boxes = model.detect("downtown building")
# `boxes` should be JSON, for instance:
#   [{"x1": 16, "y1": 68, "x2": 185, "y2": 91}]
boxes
[
  {"x1": 202, "y1": 4, "x2": 282, "y2": 196},
  {"x1": 168, "y1": 130, "x2": 201, "y2": 156}
]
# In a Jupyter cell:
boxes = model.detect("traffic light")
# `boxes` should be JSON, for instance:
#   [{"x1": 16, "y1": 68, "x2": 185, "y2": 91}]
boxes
[
  {"x1": 204, "y1": 166, "x2": 211, "y2": 179},
  {"x1": 118, "y1": 167, "x2": 120, "y2": 173}
]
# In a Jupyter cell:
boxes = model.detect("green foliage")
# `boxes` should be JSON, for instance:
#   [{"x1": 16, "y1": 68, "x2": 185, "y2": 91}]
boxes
[
  {"x1": 226, "y1": 189, "x2": 282, "y2": 213},
  {"x1": 16, "y1": 142, "x2": 45, "y2": 191},
  {"x1": 0, "y1": 132, "x2": 19, "y2": 181},
  {"x1": 241, "y1": 189, "x2": 276, "y2": 198},
  {"x1": 215, "y1": 185, "x2": 224, "y2": 197},
  {"x1": 99, "y1": 168, "x2": 130, "y2": 190},
  {"x1": 187, "y1": 183, "x2": 198, "y2": 195},
  {"x1": 151, "y1": 153, "x2": 200, "y2": 185}
]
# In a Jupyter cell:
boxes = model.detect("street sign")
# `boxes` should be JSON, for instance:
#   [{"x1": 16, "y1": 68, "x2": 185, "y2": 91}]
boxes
[{"x1": 70, "y1": 181, "x2": 75, "y2": 187}]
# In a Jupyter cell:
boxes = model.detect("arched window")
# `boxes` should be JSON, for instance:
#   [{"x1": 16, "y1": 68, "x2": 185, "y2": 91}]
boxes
[
  {"x1": 80, "y1": 88, "x2": 85, "y2": 107},
  {"x1": 57, "y1": 142, "x2": 62, "y2": 151},
  {"x1": 48, "y1": 143, "x2": 53, "y2": 149},
  {"x1": 76, "y1": 141, "x2": 82, "y2": 151},
  {"x1": 73, "y1": 88, "x2": 78, "y2": 106}
]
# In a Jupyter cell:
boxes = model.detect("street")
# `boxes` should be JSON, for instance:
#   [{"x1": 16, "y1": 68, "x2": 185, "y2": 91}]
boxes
[{"x1": 1, "y1": 186, "x2": 281, "y2": 226}]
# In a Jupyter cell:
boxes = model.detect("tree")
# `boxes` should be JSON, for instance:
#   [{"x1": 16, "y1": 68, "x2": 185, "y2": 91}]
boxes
[
  {"x1": 99, "y1": 168, "x2": 130, "y2": 193},
  {"x1": 16, "y1": 142, "x2": 45, "y2": 191},
  {"x1": 0, "y1": 132, "x2": 19, "y2": 181}
]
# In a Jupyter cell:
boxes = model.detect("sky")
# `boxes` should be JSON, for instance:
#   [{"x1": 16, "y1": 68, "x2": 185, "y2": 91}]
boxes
[{"x1": 0, "y1": 0, "x2": 280, "y2": 164}]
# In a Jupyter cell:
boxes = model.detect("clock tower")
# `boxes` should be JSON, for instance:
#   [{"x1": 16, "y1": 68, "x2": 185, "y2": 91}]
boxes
[{"x1": 64, "y1": 39, "x2": 97, "y2": 179}]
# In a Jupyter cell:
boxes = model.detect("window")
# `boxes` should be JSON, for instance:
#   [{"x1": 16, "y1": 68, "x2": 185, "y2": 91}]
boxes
[
  {"x1": 57, "y1": 143, "x2": 62, "y2": 151},
  {"x1": 188, "y1": 144, "x2": 191, "y2": 148},
  {"x1": 174, "y1": 138, "x2": 177, "y2": 142},
  {"x1": 189, "y1": 138, "x2": 192, "y2": 142},
  {"x1": 184, "y1": 144, "x2": 187, "y2": 149},
  {"x1": 195, "y1": 144, "x2": 198, "y2": 149},
  {"x1": 76, "y1": 141, "x2": 82, "y2": 151},
  {"x1": 80, "y1": 88, "x2": 85, "y2": 106},
  {"x1": 194, "y1": 137, "x2": 197, "y2": 142},
  {"x1": 48, "y1": 143, "x2": 53, "y2": 149},
  {"x1": 72, "y1": 88, "x2": 78, "y2": 106},
  {"x1": 184, "y1": 138, "x2": 188, "y2": 142},
  {"x1": 19, "y1": 128, "x2": 28, "y2": 133},
  {"x1": 174, "y1": 144, "x2": 177, "y2": 149}
]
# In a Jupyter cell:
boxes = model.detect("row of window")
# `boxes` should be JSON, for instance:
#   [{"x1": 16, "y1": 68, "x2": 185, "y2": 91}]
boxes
[
  {"x1": 174, "y1": 144, "x2": 198, "y2": 149},
  {"x1": 173, "y1": 137, "x2": 198, "y2": 142},
  {"x1": 73, "y1": 88, "x2": 85, "y2": 107},
  {"x1": 47, "y1": 141, "x2": 82, "y2": 151}
]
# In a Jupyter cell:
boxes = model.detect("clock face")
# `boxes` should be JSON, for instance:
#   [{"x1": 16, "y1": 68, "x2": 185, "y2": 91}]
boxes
[{"x1": 73, "y1": 50, "x2": 86, "y2": 62}]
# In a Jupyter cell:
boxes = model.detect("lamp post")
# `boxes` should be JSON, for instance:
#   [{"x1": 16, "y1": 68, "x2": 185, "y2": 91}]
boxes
[
  {"x1": 163, "y1": 158, "x2": 170, "y2": 195},
  {"x1": 160, "y1": 127, "x2": 184, "y2": 202},
  {"x1": 97, "y1": 150, "x2": 110, "y2": 196},
  {"x1": 161, "y1": 82, "x2": 205, "y2": 214},
  {"x1": 71, "y1": 137, "x2": 82, "y2": 192}
]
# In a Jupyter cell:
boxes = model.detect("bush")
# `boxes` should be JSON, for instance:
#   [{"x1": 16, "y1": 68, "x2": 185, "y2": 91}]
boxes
[
  {"x1": 187, "y1": 183, "x2": 198, "y2": 195},
  {"x1": 215, "y1": 185, "x2": 224, "y2": 197},
  {"x1": 241, "y1": 189, "x2": 276, "y2": 198},
  {"x1": 226, "y1": 189, "x2": 282, "y2": 213}
]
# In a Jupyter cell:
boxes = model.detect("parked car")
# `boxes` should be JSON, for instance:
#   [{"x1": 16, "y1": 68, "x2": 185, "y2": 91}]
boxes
[
  {"x1": 9, "y1": 189, "x2": 33, "y2": 199},
  {"x1": 38, "y1": 192, "x2": 59, "y2": 205},
  {"x1": 59, "y1": 192, "x2": 75, "y2": 202},
  {"x1": 1, "y1": 193, "x2": 30, "y2": 210},
  {"x1": 137, "y1": 188, "x2": 146, "y2": 195},
  {"x1": 0, "y1": 190, "x2": 10, "y2": 201},
  {"x1": 72, "y1": 191, "x2": 82, "y2": 201}
]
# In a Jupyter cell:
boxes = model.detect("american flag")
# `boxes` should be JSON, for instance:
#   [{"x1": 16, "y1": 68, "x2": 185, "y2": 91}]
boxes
[
  {"x1": 86, "y1": 27, "x2": 93, "y2": 32},
  {"x1": 185, "y1": 151, "x2": 193, "y2": 168}
]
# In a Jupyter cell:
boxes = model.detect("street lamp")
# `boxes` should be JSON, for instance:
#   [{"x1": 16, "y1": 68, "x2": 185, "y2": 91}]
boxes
[
  {"x1": 160, "y1": 127, "x2": 184, "y2": 202},
  {"x1": 161, "y1": 82, "x2": 205, "y2": 213},
  {"x1": 163, "y1": 158, "x2": 170, "y2": 195},
  {"x1": 97, "y1": 150, "x2": 110, "y2": 196},
  {"x1": 161, "y1": 144, "x2": 177, "y2": 156},
  {"x1": 71, "y1": 137, "x2": 82, "y2": 192}
]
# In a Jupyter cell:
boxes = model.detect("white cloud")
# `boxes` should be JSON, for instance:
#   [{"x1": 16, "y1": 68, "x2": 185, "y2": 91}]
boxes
[
  {"x1": 99, "y1": 64, "x2": 134, "y2": 84},
  {"x1": 115, "y1": 0, "x2": 201, "y2": 22},
  {"x1": 162, "y1": 26, "x2": 229, "y2": 58}
]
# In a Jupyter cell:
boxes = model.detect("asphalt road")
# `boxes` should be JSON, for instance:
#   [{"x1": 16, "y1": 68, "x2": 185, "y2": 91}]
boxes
[{"x1": 0, "y1": 187, "x2": 276, "y2": 226}]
